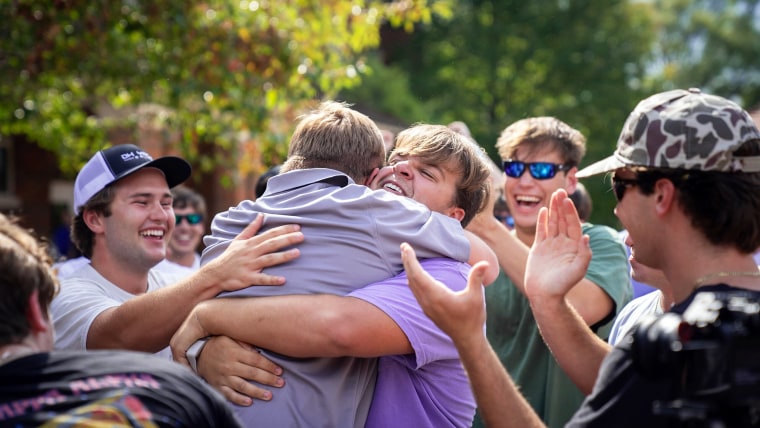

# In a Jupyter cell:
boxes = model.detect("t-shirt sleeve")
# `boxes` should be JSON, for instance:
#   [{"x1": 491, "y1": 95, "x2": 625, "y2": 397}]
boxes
[
  {"x1": 348, "y1": 259, "x2": 470, "y2": 368},
  {"x1": 583, "y1": 223, "x2": 633, "y2": 335},
  {"x1": 50, "y1": 279, "x2": 122, "y2": 351},
  {"x1": 370, "y1": 195, "x2": 471, "y2": 264}
]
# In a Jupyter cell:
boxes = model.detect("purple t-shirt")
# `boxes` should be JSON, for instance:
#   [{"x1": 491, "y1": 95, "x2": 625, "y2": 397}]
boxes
[{"x1": 349, "y1": 258, "x2": 478, "y2": 428}]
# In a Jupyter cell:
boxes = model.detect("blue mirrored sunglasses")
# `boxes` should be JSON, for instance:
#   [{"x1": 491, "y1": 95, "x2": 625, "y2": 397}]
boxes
[
  {"x1": 175, "y1": 213, "x2": 203, "y2": 225},
  {"x1": 502, "y1": 160, "x2": 570, "y2": 180}
]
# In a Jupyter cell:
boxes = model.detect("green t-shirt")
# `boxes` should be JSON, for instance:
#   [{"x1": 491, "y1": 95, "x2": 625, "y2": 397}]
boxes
[{"x1": 472, "y1": 223, "x2": 631, "y2": 428}]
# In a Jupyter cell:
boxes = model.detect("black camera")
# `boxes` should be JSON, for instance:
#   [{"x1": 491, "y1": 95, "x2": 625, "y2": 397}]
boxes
[{"x1": 631, "y1": 290, "x2": 760, "y2": 427}]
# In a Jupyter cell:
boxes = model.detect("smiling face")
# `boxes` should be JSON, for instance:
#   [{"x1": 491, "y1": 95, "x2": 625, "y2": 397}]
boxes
[
  {"x1": 495, "y1": 117, "x2": 585, "y2": 244},
  {"x1": 89, "y1": 168, "x2": 174, "y2": 272},
  {"x1": 371, "y1": 153, "x2": 465, "y2": 222},
  {"x1": 169, "y1": 206, "x2": 204, "y2": 261},
  {"x1": 504, "y1": 147, "x2": 577, "y2": 242}
]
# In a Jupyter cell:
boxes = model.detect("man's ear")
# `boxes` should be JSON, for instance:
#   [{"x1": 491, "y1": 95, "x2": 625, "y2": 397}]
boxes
[
  {"x1": 26, "y1": 290, "x2": 50, "y2": 334},
  {"x1": 564, "y1": 167, "x2": 578, "y2": 195},
  {"x1": 364, "y1": 168, "x2": 380, "y2": 186},
  {"x1": 653, "y1": 178, "x2": 677, "y2": 216},
  {"x1": 82, "y1": 208, "x2": 104, "y2": 233},
  {"x1": 448, "y1": 207, "x2": 466, "y2": 223}
]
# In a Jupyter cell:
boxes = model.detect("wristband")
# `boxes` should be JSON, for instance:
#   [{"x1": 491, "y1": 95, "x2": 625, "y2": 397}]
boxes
[{"x1": 186, "y1": 337, "x2": 210, "y2": 374}]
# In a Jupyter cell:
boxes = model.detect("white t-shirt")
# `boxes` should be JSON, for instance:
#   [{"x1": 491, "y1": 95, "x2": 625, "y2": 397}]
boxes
[
  {"x1": 607, "y1": 290, "x2": 664, "y2": 346},
  {"x1": 50, "y1": 263, "x2": 185, "y2": 359}
]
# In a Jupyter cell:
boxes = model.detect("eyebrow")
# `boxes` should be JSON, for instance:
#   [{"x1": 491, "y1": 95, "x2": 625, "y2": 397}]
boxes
[{"x1": 126, "y1": 190, "x2": 173, "y2": 200}]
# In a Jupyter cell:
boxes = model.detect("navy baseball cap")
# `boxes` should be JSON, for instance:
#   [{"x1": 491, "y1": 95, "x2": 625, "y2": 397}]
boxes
[{"x1": 73, "y1": 144, "x2": 191, "y2": 215}]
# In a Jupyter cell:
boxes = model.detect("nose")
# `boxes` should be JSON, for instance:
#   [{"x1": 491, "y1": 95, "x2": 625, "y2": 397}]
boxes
[
  {"x1": 149, "y1": 201, "x2": 172, "y2": 222},
  {"x1": 516, "y1": 169, "x2": 535, "y2": 185},
  {"x1": 393, "y1": 161, "x2": 412, "y2": 179}
]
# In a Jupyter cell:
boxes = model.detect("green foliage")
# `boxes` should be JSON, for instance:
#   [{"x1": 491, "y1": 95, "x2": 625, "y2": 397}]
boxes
[
  {"x1": 339, "y1": 53, "x2": 436, "y2": 124},
  {"x1": 383, "y1": 0, "x2": 658, "y2": 226},
  {"x1": 653, "y1": 0, "x2": 760, "y2": 108},
  {"x1": 0, "y1": 0, "x2": 446, "y2": 178}
]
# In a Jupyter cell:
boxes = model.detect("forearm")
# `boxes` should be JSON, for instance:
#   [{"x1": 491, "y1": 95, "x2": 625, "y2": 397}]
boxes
[
  {"x1": 465, "y1": 230, "x2": 499, "y2": 285},
  {"x1": 456, "y1": 333, "x2": 545, "y2": 428},
  {"x1": 470, "y1": 217, "x2": 530, "y2": 292},
  {"x1": 530, "y1": 296, "x2": 610, "y2": 394},
  {"x1": 88, "y1": 272, "x2": 219, "y2": 352},
  {"x1": 196, "y1": 295, "x2": 411, "y2": 358}
]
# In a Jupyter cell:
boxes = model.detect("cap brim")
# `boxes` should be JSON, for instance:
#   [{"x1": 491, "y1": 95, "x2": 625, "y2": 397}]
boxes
[
  {"x1": 114, "y1": 156, "x2": 191, "y2": 188},
  {"x1": 145, "y1": 156, "x2": 192, "y2": 188},
  {"x1": 576, "y1": 154, "x2": 627, "y2": 178}
]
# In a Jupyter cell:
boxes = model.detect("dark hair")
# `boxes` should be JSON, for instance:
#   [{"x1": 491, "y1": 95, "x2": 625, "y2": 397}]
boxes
[
  {"x1": 255, "y1": 165, "x2": 282, "y2": 199},
  {"x1": 634, "y1": 139, "x2": 760, "y2": 253},
  {"x1": 0, "y1": 214, "x2": 58, "y2": 345},
  {"x1": 71, "y1": 186, "x2": 115, "y2": 259},
  {"x1": 569, "y1": 182, "x2": 593, "y2": 222},
  {"x1": 171, "y1": 185, "x2": 207, "y2": 217}
]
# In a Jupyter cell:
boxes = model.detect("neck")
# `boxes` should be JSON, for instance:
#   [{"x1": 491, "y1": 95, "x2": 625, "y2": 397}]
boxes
[
  {"x1": 665, "y1": 253, "x2": 760, "y2": 303},
  {"x1": 169, "y1": 252, "x2": 196, "y2": 268},
  {"x1": 90, "y1": 255, "x2": 152, "y2": 295},
  {"x1": 693, "y1": 269, "x2": 760, "y2": 290}
]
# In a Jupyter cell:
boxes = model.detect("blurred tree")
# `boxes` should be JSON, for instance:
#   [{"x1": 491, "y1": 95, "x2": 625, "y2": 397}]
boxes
[
  {"x1": 380, "y1": 0, "x2": 658, "y2": 226},
  {"x1": 653, "y1": 0, "x2": 760, "y2": 108},
  {"x1": 0, "y1": 0, "x2": 449, "y2": 180}
]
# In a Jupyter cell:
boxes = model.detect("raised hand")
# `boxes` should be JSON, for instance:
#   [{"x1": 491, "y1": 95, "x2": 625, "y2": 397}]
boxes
[
  {"x1": 401, "y1": 242, "x2": 490, "y2": 346},
  {"x1": 525, "y1": 189, "x2": 591, "y2": 301}
]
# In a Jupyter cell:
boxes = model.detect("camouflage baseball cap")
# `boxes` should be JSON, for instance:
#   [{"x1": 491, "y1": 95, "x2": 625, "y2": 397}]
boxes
[{"x1": 577, "y1": 88, "x2": 760, "y2": 177}]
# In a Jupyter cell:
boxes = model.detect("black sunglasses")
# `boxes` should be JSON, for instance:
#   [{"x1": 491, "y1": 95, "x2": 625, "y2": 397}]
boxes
[
  {"x1": 175, "y1": 213, "x2": 204, "y2": 225},
  {"x1": 503, "y1": 160, "x2": 570, "y2": 180},
  {"x1": 612, "y1": 177, "x2": 639, "y2": 201}
]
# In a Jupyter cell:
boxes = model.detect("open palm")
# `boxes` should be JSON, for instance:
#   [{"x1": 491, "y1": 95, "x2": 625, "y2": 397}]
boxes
[{"x1": 525, "y1": 190, "x2": 591, "y2": 300}]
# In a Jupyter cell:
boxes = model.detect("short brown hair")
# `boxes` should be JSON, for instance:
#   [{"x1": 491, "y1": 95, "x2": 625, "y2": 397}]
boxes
[
  {"x1": 392, "y1": 124, "x2": 491, "y2": 227},
  {"x1": 282, "y1": 101, "x2": 386, "y2": 184},
  {"x1": 71, "y1": 186, "x2": 115, "y2": 259},
  {"x1": 0, "y1": 214, "x2": 58, "y2": 346},
  {"x1": 496, "y1": 117, "x2": 586, "y2": 167},
  {"x1": 171, "y1": 185, "x2": 207, "y2": 217}
]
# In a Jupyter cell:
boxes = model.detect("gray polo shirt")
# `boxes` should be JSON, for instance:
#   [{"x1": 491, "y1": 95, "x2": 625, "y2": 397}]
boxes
[{"x1": 202, "y1": 168, "x2": 469, "y2": 428}]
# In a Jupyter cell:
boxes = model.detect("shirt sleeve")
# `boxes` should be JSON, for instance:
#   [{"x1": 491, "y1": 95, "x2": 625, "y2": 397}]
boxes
[
  {"x1": 583, "y1": 223, "x2": 634, "y2": 335},
  {"x1": 367, "y1": 192, "x2": 471, "y2": 265},
  {"x1": 50, "y1": 278, "x2": 122, "y2": 351},
  {"x1": 348, "y1": 259, "x2": 471, "y2": 367}
]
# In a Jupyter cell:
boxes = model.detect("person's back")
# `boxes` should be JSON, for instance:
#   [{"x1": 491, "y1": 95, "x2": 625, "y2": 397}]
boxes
[
  {"x1": 0, "y1": 213, "x2": 242, "y2": 427},
  {"x1": 201, "y1": 104, "x2": 472, "y2": 427},
  {"x1": 1, "y1": 350, "x2": 241, "y2": 426}
]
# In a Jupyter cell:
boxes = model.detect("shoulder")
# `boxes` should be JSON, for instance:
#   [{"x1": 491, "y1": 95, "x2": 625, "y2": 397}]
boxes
[
  {"x1": 148, "y1": 265, "x2": 188, "y2": 288},
  {"x1": 54, "y1": 257, "x2": 91, "y2": 281},
  {"x1": 582, "y1": 223, "x2": 628, "y2": 260},
  {"x1": 418, "y1": 258, "x2": 469, "y2": 276},
  {"x1": 582, "y1": 223, "x2": 626, "y2": 243}
]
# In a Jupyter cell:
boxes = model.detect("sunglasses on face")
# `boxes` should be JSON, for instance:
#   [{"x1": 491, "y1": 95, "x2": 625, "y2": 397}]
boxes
[
  {"x1": 175, "y1": 213, "x2": 203, "y2": 225},
  {"x1": 612, "y1": 177, "x2": 639, "y2": 201},
  {"x1": 502, "y1": 160, "x2": 570, "y2": 180}
]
